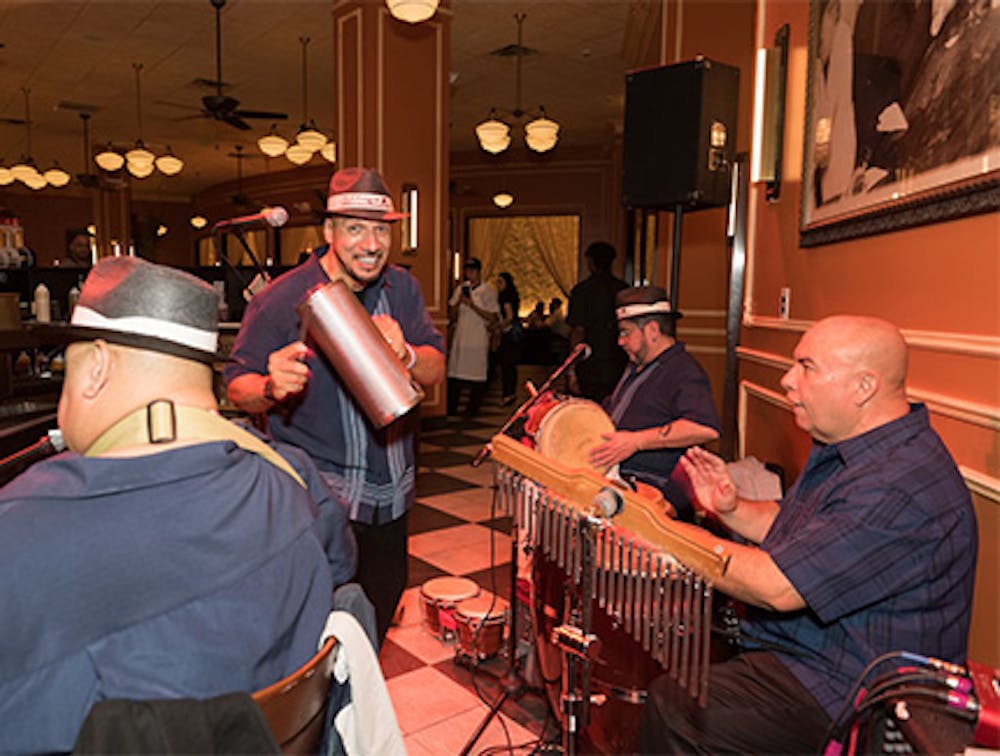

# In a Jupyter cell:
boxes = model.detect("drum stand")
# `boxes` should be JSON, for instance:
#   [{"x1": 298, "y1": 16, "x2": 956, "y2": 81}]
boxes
[
  {"x1": 458, "y1": 516, "x2": 537, "y2": 756},
  {"x1": 550, "y1": 517, "x2": 602, "y2": 755}
]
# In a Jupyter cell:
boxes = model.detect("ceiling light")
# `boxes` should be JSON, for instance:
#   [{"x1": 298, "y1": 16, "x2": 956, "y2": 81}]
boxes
[
  {"x1": 9, "y1": 159, "x2": 38, "y2": 182},
  {"x1": 23, "y1": 172, "x2": 47, "y2": 190},
  {"x1": 86, "y1": 224, "x2": 97, "y2": 235},
  {"x1": 524, "y1": 114, "x2": 559, "y2": 152},
  {"x1": 125, "y1": 141, "x2": 155, "y2": 170},
  {"x1": 475, "y1": 14, "x2": 560, "y2": 155},
  {"x1": 286, "y1": 143, "x2": 313, "y2": 166},
  {"x1": 156, "y1": 225, "x2": 168, "y2": 237},
  {"x1": 257, "y1": 124, "x2": 289, "y2": 157},
  {"x1": 43, "y1": 164, "x2": 72, "y2": 187},
  {"x1": 386, "y1": 0, "x2": 439, "y2": 23},
  {"x1": 0, "y1": 167, "x2": 13, "y2": 186},
  {"x1": 190, "y1": 215, "x2": 208, "y2": 230},
  {"x1": 155, "y1": 149, "x2": 184, "y2": 176},
  {"x1": 127, "y1": 159, "x2": 155, "y2": 179},
  {"x1": 95, "y1": 144, "x2": 125, "y2": 172},
  {"x1": 320, "y1": 140, "x2": 337, "y2": 163},
  {"x1": 296, "y1": 120, "x2": 328, "y2": 152},
  {"x1": 493, "y1": 192, "x2": 514, "y2": 208}
]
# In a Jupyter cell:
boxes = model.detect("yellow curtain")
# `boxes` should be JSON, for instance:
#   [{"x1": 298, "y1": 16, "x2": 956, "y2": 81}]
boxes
[{"x1": 468, "y1": 216, "x2": 514, "y2": 277}]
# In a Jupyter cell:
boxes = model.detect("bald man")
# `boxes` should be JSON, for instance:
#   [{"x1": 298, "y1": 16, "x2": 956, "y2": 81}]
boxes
[{"x1": 637, "y1": 315, "x2": 978, "y2": 754}]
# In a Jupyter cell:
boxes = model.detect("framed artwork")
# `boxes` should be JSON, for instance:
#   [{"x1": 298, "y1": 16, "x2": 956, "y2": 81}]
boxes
[{"x1": 800, "y1": 0, "x2": 999, "y2": 247}]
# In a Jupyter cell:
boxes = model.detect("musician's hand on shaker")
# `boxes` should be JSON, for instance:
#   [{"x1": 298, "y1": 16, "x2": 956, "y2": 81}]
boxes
[
  {"x1": 678, "y1": 446, "x2": 737, "y2": 516},
  {"x1": 267, "y1": 341, "x2": 311, "y2": 401},
  {"x1": 372, "y1": 314, "x2": 410, "y2": 363},
  {"x1": 589, "y1": 431, "x2": 640, "y2": 468}
]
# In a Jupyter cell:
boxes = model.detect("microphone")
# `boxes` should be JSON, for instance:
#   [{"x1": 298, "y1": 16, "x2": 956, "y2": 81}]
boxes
[
  {"x1": 212, "y1": 206, "x2": 289, "y2": 233},
  {"x1": 0, "y1": 429, "x2": 65, "y2": 487},
  {"x1": 571, "y1": 342, "x2": 592, "y2": 362}
]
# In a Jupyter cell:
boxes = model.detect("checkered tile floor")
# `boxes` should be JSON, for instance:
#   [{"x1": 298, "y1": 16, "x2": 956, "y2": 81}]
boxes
[{"x1": 379, "y1": 366, "x2": 560, "y2": 755}]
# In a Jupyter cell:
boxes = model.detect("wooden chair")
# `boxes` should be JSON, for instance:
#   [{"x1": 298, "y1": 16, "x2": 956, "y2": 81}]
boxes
[{"x1": 252, "y1": 637, "x2": 337, "y2": 754}]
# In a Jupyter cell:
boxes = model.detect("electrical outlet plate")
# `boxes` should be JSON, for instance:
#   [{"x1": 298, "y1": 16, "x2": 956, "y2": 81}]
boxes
[{"x1": 779, "y1": 287, "x2": 791, "y2": 319}]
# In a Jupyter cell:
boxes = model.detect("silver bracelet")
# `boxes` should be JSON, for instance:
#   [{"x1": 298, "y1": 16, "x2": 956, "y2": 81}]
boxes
[{"x1": 403, "y1": 343, "x2": 417, "y2": 369}]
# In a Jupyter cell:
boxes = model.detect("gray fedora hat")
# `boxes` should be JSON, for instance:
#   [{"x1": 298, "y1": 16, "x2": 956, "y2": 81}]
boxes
[{"x1": 45, "y1": 257, "x2": 220, "y2": 364}]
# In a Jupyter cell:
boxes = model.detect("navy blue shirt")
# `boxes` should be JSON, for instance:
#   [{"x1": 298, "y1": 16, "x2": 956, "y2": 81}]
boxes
[
  {"x1": 224, "y1": 248, "x2": 445, "y2": 523},
  {"x1": 744, "y1": 404, "x2": 978, "y2": 717},
  {"x1": 604, "y1": 342, "x2": 720, "y2": 518},
  {"x1": 0, "y1": 440, "x2": 347, "y2": 754}
]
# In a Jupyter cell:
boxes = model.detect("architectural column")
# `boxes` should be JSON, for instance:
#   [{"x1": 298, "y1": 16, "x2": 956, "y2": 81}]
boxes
[{"x1": 332, "y1": 0, "x2": 451, "y2": 413}]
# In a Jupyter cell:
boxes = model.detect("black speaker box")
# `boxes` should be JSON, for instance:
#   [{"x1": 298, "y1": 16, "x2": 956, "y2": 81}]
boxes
[{"x1": 623, "y1": 58, "x2": 740, "y2": 211}]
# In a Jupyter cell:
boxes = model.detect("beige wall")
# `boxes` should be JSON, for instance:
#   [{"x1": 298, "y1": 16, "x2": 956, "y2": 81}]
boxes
[{"x1": 742, "y1": 0, "x2": 1000, "y2": 665}]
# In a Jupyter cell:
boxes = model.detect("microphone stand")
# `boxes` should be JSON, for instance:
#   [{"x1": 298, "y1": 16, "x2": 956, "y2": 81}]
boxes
[{"x1": 471, "y1": 344, "x2": 591, "y2": 468}]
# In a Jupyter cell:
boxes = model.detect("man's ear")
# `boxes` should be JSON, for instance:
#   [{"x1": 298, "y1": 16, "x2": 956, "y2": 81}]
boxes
[
  {"x1": 81, "y1": 340, "x2": 114, "y2": 400},
  {"x1": 322, "y1": 218, "x2": 335, "y2": 245},
  {"x1": 856, "y1": 371, "x2": 879, "y2": 405}
]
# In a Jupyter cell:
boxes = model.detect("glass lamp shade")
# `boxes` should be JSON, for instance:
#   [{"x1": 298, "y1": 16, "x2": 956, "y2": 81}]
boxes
[
  {"x1": 285, "y1": 143, "x2": 314, "y2": 166},
  {"x1": 492, "y1": 192, "x2": 514, "y2": 209},
  {"x1": 155, "y1": 152, "x2": 184, "y2": 176},
  {"x1": 386, "y1": 0, "x2": 439, "y2": 23},
  {"x1": 95, "y1": 146, "x2": 125, "y2": 172},
  {"x1": 156, "y1": 225, "x2": 168, "y2": 237},
  {"x1": 0, "y1": 167, "x2": 14, "y2": 186},
  {"x1": 525, "y1": 116, "x2": 560, "y2": 152},
  {"x1": 190, "y1": 215, "x2": 208, "y2": 230},
  {"x1": 475, "y1": 119, "x2": 511, "y2": 154},
  {"x1": 127, "y1": 159, "x2": 155, "y2": 179},
  {"x1": 9, "y1": 160, "x2": 38, "y2": 182},
  {"x1": 43, "y1": 165, "x2": 72, "y2": 187},
  {"x1": 320, "y1": 140, "x2": 337, "y2": 163},
  {"x1": 125, "y1": 143, "x2": 155, "y2": 170},
  {"x1": 23, "y1": 172, "x2": 47, "y2": 190},
  {"x1": 257, "y1": 130, "x2": 288, "y2": 158},
  {"x1": 296, "y1": 123, "x2": 328, "y2": 152}
]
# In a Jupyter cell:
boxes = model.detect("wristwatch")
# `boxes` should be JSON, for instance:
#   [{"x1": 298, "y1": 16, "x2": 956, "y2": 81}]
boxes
[{"x1": 263, "y1": 376, "x2": 277, "y2": 403}]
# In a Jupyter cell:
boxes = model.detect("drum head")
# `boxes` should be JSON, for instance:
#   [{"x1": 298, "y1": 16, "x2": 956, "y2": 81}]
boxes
[
  {"x1": 421, "y1": 576, "x2": 480, "y2": 603},
  {"x1": 456, "y1": 593, "x2": 507, "y2": 621},
  {"x1": 535, "y1": 398, "x2": 615, "y2": 474}
]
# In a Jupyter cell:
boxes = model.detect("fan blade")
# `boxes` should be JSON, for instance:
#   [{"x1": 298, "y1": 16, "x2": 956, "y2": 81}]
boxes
[
  {"x1": 233, "y1": 109, "x2": 288, "y2": 120},
  {"x1": 0, "y1": 117, "x2": 28, "y2": 126},
  {"x1": 155, "y1": 99, "x2": 203, "y2": 112},
  {"x1": 221, "y1": 114, "x2": 252, "y2": 131}
]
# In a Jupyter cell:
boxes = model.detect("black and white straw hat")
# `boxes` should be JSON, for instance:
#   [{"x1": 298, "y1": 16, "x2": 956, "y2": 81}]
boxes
[
  {"x1": 615, "y1": 285, "x2": 683, "y2": 321},
  {"x1": 52, "y1": 257, "x2": 220, "y2": 364}
]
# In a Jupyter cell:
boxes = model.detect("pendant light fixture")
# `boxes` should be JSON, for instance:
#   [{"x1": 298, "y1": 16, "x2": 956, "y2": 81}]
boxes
[
  {"x1": 9, "y1": 88, "x2": 46, "y2": 187},
  {"x1": 125, "y1": 63, "x2": 155, "y2": 176},
  {"x1": 257, "y1": 123, "x2": 289, "y2": 157},
  {"x1": 474, "y1": 14, "x2": 560, "y2": 155},
  {"x1": 286, "y1": 37, "x2": 327, "y2": 164},
  {"x1": 386, "y1": 0, "x2": 439, "y2": 24}
]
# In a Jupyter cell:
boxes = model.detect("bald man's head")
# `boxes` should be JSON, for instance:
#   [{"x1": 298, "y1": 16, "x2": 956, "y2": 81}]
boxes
[{"x1": 781, "y1": 315, "x2": 910, "y2": 444}]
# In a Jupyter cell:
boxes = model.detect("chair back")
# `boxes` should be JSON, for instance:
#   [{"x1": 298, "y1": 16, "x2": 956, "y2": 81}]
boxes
[{"x1": 252, "y1": 637, "x2": 337, "y2": 754}]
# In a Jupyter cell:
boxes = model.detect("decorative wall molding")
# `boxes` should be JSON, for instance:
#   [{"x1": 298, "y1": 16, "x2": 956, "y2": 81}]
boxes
[
  {"x1": 682, "y1": 309, "x2": 727, "y2": 319},
  {"x1": 745, "y1": 315, "x2": 1000, "y2": 359},
  {"x1": 679, "y1": 326, "x2": 727, "y2": 339},
  {"x1": 737, "y1": 379, "x2": 791, "y2": 458},
  {"x1": 688, "y1": 344, "x2": 726, "y2": 357},
  {"x1": 961, "y1": 467, "x2": 1000, "y2": 503},
  {"x1": 737, "y1": 345, "x2": 792, "y2": 371}
]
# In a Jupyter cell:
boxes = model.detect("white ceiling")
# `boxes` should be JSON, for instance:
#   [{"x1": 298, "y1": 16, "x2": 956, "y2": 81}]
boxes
[{"x1": 0, "y1": 0, "x2": 640, "y2": 200}]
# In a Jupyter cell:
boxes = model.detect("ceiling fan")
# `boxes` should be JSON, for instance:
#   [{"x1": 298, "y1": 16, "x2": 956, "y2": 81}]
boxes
[{"x1": 183, "y1": 0, "x2": 288, "y2": 131}]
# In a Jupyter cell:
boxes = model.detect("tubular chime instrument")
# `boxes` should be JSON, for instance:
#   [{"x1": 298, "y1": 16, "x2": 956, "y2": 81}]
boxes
[{"x1": 491, "y1": 434, "x2": 729, "y2": 707}]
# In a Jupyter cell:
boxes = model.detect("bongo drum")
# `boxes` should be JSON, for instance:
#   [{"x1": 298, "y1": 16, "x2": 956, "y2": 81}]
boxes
[
  {"x1": 534, "y1": 398, "x2": 616, "y2": 474},
  {"x1": 454, "y1": 593, "x2": 509, "y2": 661},
  {"x1": 420, "y1": 576, "x2": 480, "y2": 640}
]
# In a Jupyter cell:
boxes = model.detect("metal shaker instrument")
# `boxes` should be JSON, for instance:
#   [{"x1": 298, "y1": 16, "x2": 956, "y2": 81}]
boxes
[{"x1": 297, "y1": 280, "x2": 424, "y2": 428}]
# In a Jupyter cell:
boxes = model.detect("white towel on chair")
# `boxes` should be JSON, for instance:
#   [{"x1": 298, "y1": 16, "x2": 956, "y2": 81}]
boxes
[{"x1": 320, "y1": 611, "x2": 405, "y2": 756}]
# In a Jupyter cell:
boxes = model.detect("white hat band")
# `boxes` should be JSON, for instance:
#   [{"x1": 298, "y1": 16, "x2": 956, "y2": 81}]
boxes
[
  {"x1": 327, "y1": 191, "x2": 395, "y2": 214},
  {"x1": 616, "y1": 301, "x2": 674, "y2": 320},
  {"x1": 71, "y1": 305, "x2": 219, "y2": 354}
]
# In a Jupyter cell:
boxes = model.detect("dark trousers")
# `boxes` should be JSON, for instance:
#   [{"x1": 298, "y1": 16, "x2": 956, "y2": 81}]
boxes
[
  {"x1": 447, "y1": 377, "x2": 487, "y2": 416},
  {"x1": 637, "y1": 651, "x2": 831, "y2": 754},
  {"x1": 350, "y1": 511, "x2": 408, "y2": 646},
  {"x1": 497, "y1": 337, "x2": 520, "y2": 398}
]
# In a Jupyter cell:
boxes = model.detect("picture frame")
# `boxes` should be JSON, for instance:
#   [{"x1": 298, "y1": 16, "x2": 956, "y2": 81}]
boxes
[{"x1": 800, "y1": 0, "x2": 999, "y2": 247}]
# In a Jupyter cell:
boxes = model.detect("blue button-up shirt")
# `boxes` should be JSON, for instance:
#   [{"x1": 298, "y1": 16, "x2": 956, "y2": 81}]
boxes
[{"x1": 744, "y1": 404, "x2": 978, "y2": 717}]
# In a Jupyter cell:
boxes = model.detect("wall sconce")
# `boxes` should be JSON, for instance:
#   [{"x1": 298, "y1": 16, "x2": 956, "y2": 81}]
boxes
[
  {"x1": 190, "y1": 215, "x2": 208, "y2": 230},
  {"x1": 493, "y1": 192, "x2": 514, "y2": 209},
  {"x1": 751, "y1": 24, "x2": 789, "y2": 201},
  {"x1": 400, "y1": 183, "x2": 418, "y2": 255}
]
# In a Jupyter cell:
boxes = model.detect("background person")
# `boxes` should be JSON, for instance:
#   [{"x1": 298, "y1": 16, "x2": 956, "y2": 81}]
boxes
[
  {"x1": 225, "y1": 167, "x2": 445, "y2": 644},
  {"x1": 446, "y1": 257, "x2": 498, "y2": 418},
  {"x1": 0, "y1": 257, "x2": 356, "y2": 754},
  {"x1": 495, "y1": 271, "x2": 522, "y2": 407},
  {"x1": 637, "y1": 315, "x2": 978, "y2": 754},
  {"x1": 59, "y1": 228, "x2": 92, "y2": 268},
  {"x1": 589, "y1": 286, "x2": 720, "y2": 520},
  {"x1": 567, "y1": 241, "x2": 627, "y2": 402}
]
